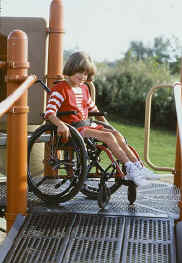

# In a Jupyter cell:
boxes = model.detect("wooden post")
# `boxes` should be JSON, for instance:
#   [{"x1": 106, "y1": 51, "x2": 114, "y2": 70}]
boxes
[{"x1": 6, "y1": 30, "x2": 29, "y2": 232}]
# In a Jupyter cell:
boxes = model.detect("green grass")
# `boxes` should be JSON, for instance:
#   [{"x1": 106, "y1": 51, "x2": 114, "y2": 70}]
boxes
[{"x1": 109, "y1": 120, "x2": 176, "y2": 171}]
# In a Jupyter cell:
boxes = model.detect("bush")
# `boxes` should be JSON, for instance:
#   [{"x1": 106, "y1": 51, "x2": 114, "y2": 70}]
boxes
[{"x1": 94, "y1": 58, "x2": 177, "y2": 130}]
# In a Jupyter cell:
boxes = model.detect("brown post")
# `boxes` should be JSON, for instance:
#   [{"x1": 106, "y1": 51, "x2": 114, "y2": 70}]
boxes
[
  {"x1": 174, "y1": 130, "x2": 182, "y2": 187},
  {"x1": 174, "y1": 67, "x2": 182, "y2": 187},
  {"x1": 176, "y1": 131, "x2": 182, "y2": 220},
  {"x1": 176, "y1": 65, "x2": 182, "y2": 220},
  {"x1": 47, "y1": 0, "x2": 64, "y2": 87},
  {"x1": 44, "y1": 0, "x2": 64, "y2": 177},
  {"x1": 6, "y1": 30, "x2": 29, "y2": 232}
]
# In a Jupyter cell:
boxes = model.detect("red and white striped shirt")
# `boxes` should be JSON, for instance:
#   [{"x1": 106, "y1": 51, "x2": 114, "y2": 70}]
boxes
[{"x1": 45, "y1": 80, "x2": 97, "y2": 125}]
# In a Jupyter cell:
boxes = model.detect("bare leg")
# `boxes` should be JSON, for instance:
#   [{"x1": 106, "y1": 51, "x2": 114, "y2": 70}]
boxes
[
  {"x1": 87, "y1": 127, "x2": 138, "y2": 162},
  {"x1": 83, "y1": 128, "x2": 153, "y2": 186},
  {"x1": 110, "y1": 129, "x2": 138, "y2": 162},
  {"x1": 83, "y1": 128, "x2": 130, "y2": 163}
]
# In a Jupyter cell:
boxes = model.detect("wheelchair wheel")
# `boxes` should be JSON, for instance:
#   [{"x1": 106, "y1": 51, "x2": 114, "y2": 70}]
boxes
[
  {"x1": 81, "y1": 121, "x2": 123, "y2": 199},
  {"x1": 28, "y1": 123, "x2": 87, "y2": 203}
]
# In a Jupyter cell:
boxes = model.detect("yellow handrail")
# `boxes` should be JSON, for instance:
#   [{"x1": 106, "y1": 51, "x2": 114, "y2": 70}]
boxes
[
  {"x1": 144, "y1": 84, "x2": 175, "y2": 172},
  {"x1": 0, "y1": 75, "x2": 37, "y2": 119}
]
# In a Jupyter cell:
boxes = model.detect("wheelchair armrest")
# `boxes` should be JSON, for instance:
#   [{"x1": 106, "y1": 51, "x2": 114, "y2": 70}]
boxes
[
  {"x1": 88, "y1": 111, "x2": 107, "y2": 117},
  {"x1": 40, "y1": 111, "x2": 77, "y2": 120},
  {"x1": 57, "y1": 111, "x2": 77, "y2": 117}
]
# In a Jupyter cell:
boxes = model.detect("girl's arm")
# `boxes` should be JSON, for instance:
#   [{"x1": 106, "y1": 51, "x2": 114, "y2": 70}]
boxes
[{"x1": 48, "y1": 113, "x2": 70, "y2": 143}]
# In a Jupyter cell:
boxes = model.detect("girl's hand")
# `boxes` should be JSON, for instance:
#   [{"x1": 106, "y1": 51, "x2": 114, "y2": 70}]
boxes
[
  {"x1": 47, "y1": 113, "x2": 70, "y2": 143},
  {"x1": 57, "y1": 122, "x2": 70, "y2": 143}
]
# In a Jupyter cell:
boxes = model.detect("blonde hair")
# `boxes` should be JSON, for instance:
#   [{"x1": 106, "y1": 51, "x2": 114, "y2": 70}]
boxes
[{"x1": 63, "y1": 51, "x2": 96, "y2": 81}]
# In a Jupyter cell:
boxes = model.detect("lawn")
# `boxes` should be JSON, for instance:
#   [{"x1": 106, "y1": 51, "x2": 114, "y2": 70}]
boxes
[{"x1": 109, "y1": 120, "x2": 176, "y2": 172}]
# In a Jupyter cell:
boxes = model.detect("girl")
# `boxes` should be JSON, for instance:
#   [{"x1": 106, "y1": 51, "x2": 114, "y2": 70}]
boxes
[{"x1": 45, "y1": 51, "x2": 158, "y2": 186}]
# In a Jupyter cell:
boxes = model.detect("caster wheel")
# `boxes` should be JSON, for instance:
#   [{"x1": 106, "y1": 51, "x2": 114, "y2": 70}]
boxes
[
  {"x1": 128, "y1": 181, "x2": 137, "y2": 205},
  {"x1": 98, "y1": 183, "x2": 111, "y2": 209}
]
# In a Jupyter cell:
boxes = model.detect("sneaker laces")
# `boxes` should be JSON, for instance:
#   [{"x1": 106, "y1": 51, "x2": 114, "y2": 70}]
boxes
[{"x1": 125, "y1": 164, "x2": 150, "y2": 186}]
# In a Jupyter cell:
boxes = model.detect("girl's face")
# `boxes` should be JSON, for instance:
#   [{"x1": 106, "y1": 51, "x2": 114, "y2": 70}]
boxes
[{"x1": 69, "y1": 72, "x2": 88, "y2": 86}]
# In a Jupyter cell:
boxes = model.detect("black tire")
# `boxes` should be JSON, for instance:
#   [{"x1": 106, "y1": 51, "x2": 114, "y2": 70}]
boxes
[
  {"x1": 81, "y1": 121, "x2": 123, "y2": 199},
  {"x1": 27, "y1": 123, "x2": 88, "y2": 203}
]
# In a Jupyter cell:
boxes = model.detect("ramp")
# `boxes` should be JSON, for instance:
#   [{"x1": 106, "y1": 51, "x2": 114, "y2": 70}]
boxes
[
  {"x1": 0, "y1": 213, "x2": 176, "y2": 263},
  {"x1": 0, "y1": 181, "x2": 179, "y2": 262}
]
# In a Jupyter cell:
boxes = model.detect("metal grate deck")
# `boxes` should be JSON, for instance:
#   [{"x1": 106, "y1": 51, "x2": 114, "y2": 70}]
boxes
[
  {"x1": 0, "y1": 181, "x2": 180, "y2": 219},
  {"x1": 29, "y1": 182, "x2": 180, "y2": 219},
  {"x1": 0, "y1": 213, "x2": 176, "y2": 263}
]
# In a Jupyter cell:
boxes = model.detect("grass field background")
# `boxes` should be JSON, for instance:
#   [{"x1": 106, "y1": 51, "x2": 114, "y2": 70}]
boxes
[{"x1": 110, "y1": 120, "x2": 176, "y2": 173}]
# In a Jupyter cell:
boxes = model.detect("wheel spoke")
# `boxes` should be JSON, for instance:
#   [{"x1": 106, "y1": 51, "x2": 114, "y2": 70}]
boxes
[
  {"x1": 35, "y1": 176, "x2": 48, "y2": 187},
  {"x1": 81, "y1": 124, "x2": 123, "y2": 199}
]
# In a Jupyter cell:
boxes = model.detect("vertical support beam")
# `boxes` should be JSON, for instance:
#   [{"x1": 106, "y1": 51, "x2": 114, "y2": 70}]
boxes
[
  {"x1": 45, "y1": 0, "x2": 64, "y2": 177},
  {"x1": 176, "y1": 65, "x2": 182, "y2": 220},
  {"x1": 47, "y1": 0, "x2": 64, "y2": 87},
  {"x1": 174, "y1": 129, "x2": 182, "y2": 187},
  {"x1": 6, "y1": 30, "x2": 29, "y2": 232},
  {"x1": 176, "y1": 129, "x2": 182, "y2": 220}
]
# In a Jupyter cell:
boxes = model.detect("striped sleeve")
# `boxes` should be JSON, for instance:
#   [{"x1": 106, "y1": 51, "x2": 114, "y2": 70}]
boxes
[
  {"x1": 87, "y1": 96, "x2": 97, "y2": 112},
  {"x1": 45, "y1": 90, "x2": 64, "y2": 119}
]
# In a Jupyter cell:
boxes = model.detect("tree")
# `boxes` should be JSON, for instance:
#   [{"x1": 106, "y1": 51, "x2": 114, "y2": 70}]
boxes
[
  {"x1": 124, "y1": 41, "x2": 150, "y2": 61},
  {"x1": 123, "y1": 36, "x2": 182, "y2": 75},
  {"x1": 124, "y1": 37, "x2": 172, "y2": 63},
  {"x1": 152, "y1": 37, "x2": 170, "y2": 63}
]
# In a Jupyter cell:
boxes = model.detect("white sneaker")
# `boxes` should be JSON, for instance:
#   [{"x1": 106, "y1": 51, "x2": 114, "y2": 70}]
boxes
[
  {"x1": 125, "y1": 164, "x2": 150, "y2": 187},
  {"x1": 139, "y1": 167, "x2": 160, "y2": 180}
]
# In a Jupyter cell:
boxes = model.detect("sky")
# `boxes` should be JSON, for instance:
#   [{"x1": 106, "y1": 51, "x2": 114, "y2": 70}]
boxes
[{"x1": 3, "y1": 0, "x2": 182, "y2": 61}]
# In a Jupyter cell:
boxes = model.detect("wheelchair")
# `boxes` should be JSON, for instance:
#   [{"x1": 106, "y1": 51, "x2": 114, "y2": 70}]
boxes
[{"x1": 27, "y1": 81, "x2": 138, "y2": 209}]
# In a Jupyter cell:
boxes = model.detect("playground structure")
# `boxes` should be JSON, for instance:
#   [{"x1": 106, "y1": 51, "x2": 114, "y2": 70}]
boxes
[
  {"x1": 0, "y1": 0, "x2": 64, "y2": 231},
  {"x1": 0, "y1": 0, "x2": 182, "y2": 262}
]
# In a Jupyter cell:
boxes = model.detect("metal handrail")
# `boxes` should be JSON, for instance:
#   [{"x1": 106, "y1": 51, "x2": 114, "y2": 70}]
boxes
[
  {"x1": 144, "y1": 84, "x2": 175, "y2": 172},
  {"x1": 0, "y1": 75, "x2": 37, "y2": 118},
  {"x1": 174, "y1": 82, "x2": 182, "y2": 145}
]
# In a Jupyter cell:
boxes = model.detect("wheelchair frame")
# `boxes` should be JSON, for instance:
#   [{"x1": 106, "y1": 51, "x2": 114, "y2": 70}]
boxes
[{"x1": 27, "y1": 81, "x2": 138, "y2": 208}]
